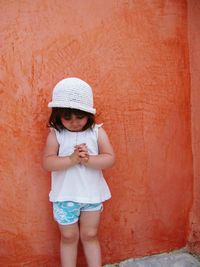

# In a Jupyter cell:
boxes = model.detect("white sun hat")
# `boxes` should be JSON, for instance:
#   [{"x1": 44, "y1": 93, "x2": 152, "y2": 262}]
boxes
[{"x1": 48, "y1": 77, "x2": 96, "y2": 114}]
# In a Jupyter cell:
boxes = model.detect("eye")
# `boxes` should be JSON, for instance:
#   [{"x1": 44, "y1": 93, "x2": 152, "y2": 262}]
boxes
[
  {"x1": 63, "y1": 116, "x2": 71, "y2": 120},
  {"x1": 76, "y1": 115, "x2": 86, "y2": 119}
]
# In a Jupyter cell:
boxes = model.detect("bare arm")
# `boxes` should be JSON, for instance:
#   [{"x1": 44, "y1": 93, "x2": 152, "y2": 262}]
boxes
[
  {"x1": 42, "y1": 129, "x2": 81, "y2": 171},
  {"x1": 83, "y1": 127, "x2": 115, "y2": 170}
]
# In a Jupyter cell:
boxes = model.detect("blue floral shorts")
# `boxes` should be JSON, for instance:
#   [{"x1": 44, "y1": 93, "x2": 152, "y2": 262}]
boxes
[{"x1": 53, "y1": 201, "x2": 102, "y2": 225}]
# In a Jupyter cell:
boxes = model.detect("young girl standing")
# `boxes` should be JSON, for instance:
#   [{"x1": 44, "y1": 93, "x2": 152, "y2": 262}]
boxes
[{"x1": 43, "y1": 77, "x2": 115, "y2": 267}]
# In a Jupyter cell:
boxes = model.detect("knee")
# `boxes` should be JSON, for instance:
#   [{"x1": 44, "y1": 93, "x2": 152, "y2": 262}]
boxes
[
  {"x1": 80, "y1": 229, "x2": 98, "y2": 243},
  {"x1": 61, "y1": 231, "x2": 79, "y2": 244}
]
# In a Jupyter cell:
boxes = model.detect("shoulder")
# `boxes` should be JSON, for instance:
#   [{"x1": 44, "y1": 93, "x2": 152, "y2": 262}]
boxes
[
  {"x1": 91, "y1": 123, "x2": 104, "y2": 138},
  {"x1": 96, "y1": 125, "x2": 114, "y2": 155},
  {"x1": 97, "y1": 126, "x2": 109, "y2": 142},
  {"x1": 48, "y1": 128, "x2": 68, "y2": 144},
  {"x1": 43, "y1": 129, "x2": 59, "y2": 156},
  {"x1": 46, "y1": 128, "x2": 58, "y2": 144},
  {"x1": 94, "y1": 124, "x2": 110, "y2": 144}
]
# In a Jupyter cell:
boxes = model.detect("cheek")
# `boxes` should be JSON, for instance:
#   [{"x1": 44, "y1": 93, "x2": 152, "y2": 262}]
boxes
[
  {"x1": 61, "y1": 118, "x2": 69, "y2": 127},
  {"x1": 82, "y1": 118, "x2": 88, "y2": 125}
]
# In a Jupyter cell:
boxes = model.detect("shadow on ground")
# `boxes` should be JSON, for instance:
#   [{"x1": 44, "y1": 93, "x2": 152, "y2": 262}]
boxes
[{"x1": 104, "y1": 250, "x2": 200, "y2": 267}]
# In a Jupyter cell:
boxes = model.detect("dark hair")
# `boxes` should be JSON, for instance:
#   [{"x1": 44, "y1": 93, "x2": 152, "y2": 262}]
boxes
[{"x1": 48, "y1": 108, "x2": 95, "y2": 132}]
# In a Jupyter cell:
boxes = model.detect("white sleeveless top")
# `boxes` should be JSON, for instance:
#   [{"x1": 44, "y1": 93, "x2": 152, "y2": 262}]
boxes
[{"x1": 49, "y1": 124, "x2": 111, "y2": 203}]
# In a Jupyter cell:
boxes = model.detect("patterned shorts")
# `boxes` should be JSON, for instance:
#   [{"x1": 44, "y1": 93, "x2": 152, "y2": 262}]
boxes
[{"x1": 53, "y1": 201, "x2": 103, "y2": 225}]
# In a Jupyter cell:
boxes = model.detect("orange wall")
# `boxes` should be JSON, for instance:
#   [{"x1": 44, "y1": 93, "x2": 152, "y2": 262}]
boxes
[
  {"x1": 187, "y1": 0, "x2": 200, "y2": 254},
  {"x1": 0, "y1": 1, "x2": 193, "y2": 266}
]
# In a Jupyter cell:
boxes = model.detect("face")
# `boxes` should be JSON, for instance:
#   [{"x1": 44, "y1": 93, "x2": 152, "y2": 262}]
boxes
[{"x1": 61, "y1": 114, "x2": 88, "y2": 132}]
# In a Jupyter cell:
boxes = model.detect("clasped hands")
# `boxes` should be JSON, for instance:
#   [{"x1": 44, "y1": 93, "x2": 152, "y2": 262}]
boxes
[{"x1": 70, "y1": 143, "x2": 89, "y2": 165}]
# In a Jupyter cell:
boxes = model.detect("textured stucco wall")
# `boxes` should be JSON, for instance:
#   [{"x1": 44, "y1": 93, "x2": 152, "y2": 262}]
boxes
[
  {"x1": 0, "y1": 1, "x2": 193, "y2": 266},
  {"x1": 187, "y1": 0, "x2": 200, "y2": 254}
]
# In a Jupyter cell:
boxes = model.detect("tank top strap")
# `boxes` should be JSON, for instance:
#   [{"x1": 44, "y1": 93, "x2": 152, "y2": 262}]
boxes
[{"x1": 93, "y1": 123, "x2": 103, "y2": 139}]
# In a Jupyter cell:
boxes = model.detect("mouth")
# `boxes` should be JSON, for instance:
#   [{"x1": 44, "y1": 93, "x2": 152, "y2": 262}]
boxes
[{"x1": 67, "y1": 127, "x2": 82, "y2": 132}]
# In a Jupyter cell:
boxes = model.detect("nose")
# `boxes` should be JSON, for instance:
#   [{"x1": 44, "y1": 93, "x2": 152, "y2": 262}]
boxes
[{"x1": 70, "y1": 117, "x2": 79, "y2": 126}]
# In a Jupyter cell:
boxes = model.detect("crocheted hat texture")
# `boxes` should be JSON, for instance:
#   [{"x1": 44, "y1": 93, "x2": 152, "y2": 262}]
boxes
[{"x1": 48, "y1": 77, "x2": 96, "y2": 114}]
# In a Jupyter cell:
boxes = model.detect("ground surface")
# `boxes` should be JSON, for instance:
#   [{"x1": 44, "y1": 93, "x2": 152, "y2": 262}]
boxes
[{"x1": 104, "y1": 250, "x2": 200, "y2": 267}]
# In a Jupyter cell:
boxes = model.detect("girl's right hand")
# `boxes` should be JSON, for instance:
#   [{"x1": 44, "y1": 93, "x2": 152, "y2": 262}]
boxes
[
  {"x1": 74, "y1": 143, "x2": 89, "y2": 164},
  {"x1": 69, "y1": 148, "x2": 82, "y2": 165},
  {"x1": 70, "y1": 144, "x2": 89, "y2": 165}
]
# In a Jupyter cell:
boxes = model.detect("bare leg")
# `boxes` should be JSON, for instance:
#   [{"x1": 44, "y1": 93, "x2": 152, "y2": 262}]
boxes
[
  {"x1": 80, "y1": 211, "x2": 101, "y2": 267},
  {"x1": 59, "y1": 222, "x2": 79, "y2": 267}
]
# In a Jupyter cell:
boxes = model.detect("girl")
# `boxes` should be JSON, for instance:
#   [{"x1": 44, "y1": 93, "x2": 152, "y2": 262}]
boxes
[{"x1": 43, "y1": 77, "x2": 115, "y2": 267}]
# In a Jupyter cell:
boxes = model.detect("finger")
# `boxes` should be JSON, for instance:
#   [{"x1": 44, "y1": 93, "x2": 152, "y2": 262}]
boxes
[
  {"x1": 79, "y1": 150, "x2": 88, "y2": 154},
  {"x1": 80, "y1": 155, "x2": 89, "y2": 163},
  {"x1": 78, "y1": 152, "x2": 88, "y2": 158},
  {"x1": 75, "y1": 143, "x2": 86, "y2": 148},
  {"x1": 77, "y1": 145, "x2": 88, "y2": 151}
]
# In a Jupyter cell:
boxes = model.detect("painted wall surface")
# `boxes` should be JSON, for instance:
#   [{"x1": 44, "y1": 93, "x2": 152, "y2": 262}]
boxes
[
  {"x1": 187, "y1": 0, "x2": 200, "y2": 254},
  {"x1": 0, "y1": 1, "x2": 193, "y2": 266}
]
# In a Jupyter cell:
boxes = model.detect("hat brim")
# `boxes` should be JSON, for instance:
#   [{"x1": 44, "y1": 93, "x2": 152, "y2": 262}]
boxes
[{"x1": 48, "y1": 101, "x2": 96, "y2": 115}]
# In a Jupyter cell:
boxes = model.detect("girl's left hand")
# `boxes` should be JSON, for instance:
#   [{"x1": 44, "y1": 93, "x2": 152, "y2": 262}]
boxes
[{"x1": 74, "y1": 143, "x2": 90, "y2": 164}]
